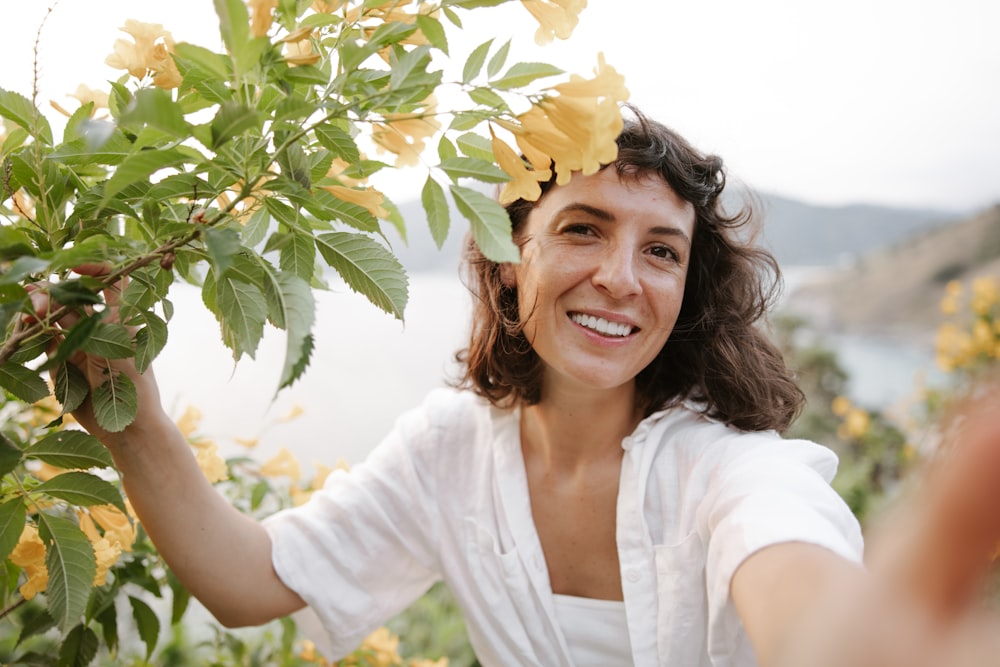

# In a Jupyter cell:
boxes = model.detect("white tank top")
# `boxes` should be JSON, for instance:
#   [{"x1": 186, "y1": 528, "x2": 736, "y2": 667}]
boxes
[{"x1": 552, "y1": 594, "x2": 634, "y2": 666}]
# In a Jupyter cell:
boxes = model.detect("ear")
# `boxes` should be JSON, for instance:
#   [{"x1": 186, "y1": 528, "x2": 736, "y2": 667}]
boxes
[{"x1": 499, "y1": 262, "x2": 517, "y2": 288}]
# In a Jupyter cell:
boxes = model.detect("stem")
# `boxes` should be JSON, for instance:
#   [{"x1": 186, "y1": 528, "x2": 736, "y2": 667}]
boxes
[{"x1": 0, "y1": 596, "x2": 28, "y2": 622}]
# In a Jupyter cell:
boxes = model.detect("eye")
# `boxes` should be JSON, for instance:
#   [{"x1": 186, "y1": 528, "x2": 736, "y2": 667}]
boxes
[
  {"x1": 648, "y1": 244, "x2": 680, "y2": 262},
  {"x1": 561, "y1": 223, "x2": 597, "y2": 237}
]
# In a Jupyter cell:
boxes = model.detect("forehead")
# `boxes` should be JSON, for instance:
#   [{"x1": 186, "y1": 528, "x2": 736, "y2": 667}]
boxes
[{"x1": 526, "y1": 168, "x2": 696, "y2": 234}]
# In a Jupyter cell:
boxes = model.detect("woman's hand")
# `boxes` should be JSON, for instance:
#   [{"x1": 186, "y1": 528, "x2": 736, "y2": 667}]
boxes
[
  {"x1": 26, "y1": 263, "x2": 169, "y2": 449},
  {"x1": 735, "y1": 387, "x2": 1000, "y2": 667}
]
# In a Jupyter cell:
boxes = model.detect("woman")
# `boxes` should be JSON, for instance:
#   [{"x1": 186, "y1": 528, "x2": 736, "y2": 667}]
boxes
[{"x1": 48, "y1": 108, "x2": 1000, "y2": 666}]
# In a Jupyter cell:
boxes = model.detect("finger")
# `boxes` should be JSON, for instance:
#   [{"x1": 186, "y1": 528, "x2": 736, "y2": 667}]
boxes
[
  {"x1": 71, "y1": 262, "x2": 127, "y2": 311},
  {"x1": 871, "y1": 388, "x2": 1000, "y2": 617}
]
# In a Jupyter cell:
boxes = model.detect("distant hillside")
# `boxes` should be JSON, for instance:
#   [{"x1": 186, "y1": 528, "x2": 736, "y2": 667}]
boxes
[
  {"x1": 782, "y1": 204, "x2": 1000, "y2": 344},
  {"x1": 753, "y1": 193, "x2": 961, "y2": 267},
  {"x1": 383, "y1": 189, "x2": 964, "y2": 274}
]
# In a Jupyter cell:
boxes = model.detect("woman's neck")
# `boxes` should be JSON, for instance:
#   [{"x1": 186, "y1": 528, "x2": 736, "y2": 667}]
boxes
[{"x1": 520, "y1": 383, "x2": 642, "y2": 472}]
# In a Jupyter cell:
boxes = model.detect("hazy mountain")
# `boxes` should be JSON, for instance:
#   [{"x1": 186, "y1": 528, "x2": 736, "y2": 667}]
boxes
[{"x1": 782, "y1": 203, "x2": 1000, "y2": 343}]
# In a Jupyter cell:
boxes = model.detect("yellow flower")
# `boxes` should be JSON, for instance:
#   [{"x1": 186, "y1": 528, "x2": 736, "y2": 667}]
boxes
[
  {"x1": 372, "y1": 98, "x2": 441, "y2": 167},
  {"x1": 195, "y1": 441, "x2": 229, "y2": 483},
  {"x1": 78, "y1": 514, "x2": 123, "y2": 586},
  {"x1": 322, "y1": 185, "x2": 390, "y2": 219},
  {"x1": 327, "y1": 157, "x2": 368, "y2": 187},
  {"x1": 176, "y1": 405, "x2": 202, "y2": 438},
  {"x1": 311, "y1": 461, "x2": 340, "y2": 490},
  {"x1": 311, "y1": 0, "x2": 347, "y2": 12},
  {"x1": 409, "y1": 660, "x2": 448, "y2": 667},
  {"x1": 234, "y1": 436, "x2": 260, "y2": 449},
  {"x1": 490, "y1": 126, "x2": 551, "y2": 205},
  {"x1": 520, "y1": 0, "x2": 587, "y2": 45},
  {"x1": 284, "y1": 38, "x2": 322, "y2": 67},
  {"x1": 971, "y1": 276, "x2": 998, "y2": 315},
  {"x1": 357, "y1": 627, "x2": 402, "y2": 666},
  {"x1": 538, "y1": 94, "x2": 621, "y2": 177},
  {"x1": 260, "y1": 447, "x2": 302, "y2": 481},
  {"x1": 552, "y1": 53, "x2": 628, "y2": 103},
  {"x1": 290, "y1": 485, "x2": 314, "y2": 507},
  {"x1": 90, "y1": 505, "x2": 138, "y2": 551},
  {"x1": 248, "y1": 0, "x2": 278, "y2": 37},
  {"x1": 278, "y1": 404, "x2": 306, "y2": 422},
  {"x1": 843, "y1": 407, "x2": 870, "y2": 439},
  {"x1": 10, "y1": 524, "x2": 48, "y2": 600},
  {"x1": 830, "y1": 395, "x2": 852, "y2": 417},
  {"x1": 69, "y1": 84, "x2": 110, "y2": 110},
  {"x1": 972, "y1": 319, "x2": 995, "y2": 355},
  {"x1": 105, "y1": 19, "x2": 181, "y2": 89},
  {"x1": 30, "y1": 461, "x2": 68, "y2": 482}
]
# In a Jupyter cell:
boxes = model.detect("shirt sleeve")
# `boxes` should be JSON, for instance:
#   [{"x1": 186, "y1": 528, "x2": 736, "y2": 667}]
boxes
[
  {"x1": 696, "y1": 436, "x2": 865, "y2": 658},
  {"x1": 262, "y1": 398, "x2": 445, "y2": 660}
]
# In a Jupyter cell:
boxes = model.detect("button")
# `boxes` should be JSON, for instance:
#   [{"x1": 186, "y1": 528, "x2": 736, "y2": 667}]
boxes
[{"x1": 626, "y1": 569, "x2": 641, "y2": 583}]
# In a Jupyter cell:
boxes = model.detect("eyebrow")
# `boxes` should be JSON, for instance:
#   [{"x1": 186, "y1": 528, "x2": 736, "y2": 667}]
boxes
[{"x1": 554, "y1": 203, "x2": 692, "y2": 247}]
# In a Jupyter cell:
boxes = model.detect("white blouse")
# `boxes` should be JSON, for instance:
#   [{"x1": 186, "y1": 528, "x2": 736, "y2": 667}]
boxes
[{"x1": 265, "y1": 388, "x2": 863, "y2": 666}]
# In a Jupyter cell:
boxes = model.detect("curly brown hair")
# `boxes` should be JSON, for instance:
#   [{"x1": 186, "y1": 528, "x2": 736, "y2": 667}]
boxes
[{"x1": 454, "y1": 106, "x2": 805, "y2": 432}]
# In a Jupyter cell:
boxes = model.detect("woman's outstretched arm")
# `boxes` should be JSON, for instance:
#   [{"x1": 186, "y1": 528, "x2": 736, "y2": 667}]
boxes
[
  {"x1": 32, "y1": 268, "x2": 306, "y2": 627},
  {"x1": 733, "y1": 391, "x2": 1000, "y2": 667}
]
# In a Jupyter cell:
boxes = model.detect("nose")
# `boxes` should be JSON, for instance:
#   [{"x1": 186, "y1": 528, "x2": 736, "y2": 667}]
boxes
[{"x1": 592, "y1": 243, "x2": 642, "y2": 298}]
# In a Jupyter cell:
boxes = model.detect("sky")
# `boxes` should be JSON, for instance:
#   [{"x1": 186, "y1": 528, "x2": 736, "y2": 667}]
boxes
[{"x1": 3, "y1": 0, "x2": 999, "y2": 212}]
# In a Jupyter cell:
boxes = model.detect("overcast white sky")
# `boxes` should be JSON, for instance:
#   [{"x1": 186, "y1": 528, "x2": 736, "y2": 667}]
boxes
[{"x1": 4, "y1": 0, "x2": 999, "y2": 211}]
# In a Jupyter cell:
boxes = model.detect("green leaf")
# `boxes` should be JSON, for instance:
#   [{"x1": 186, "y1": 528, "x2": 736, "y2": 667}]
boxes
[
  {"x1": 168, "y1": 571, "x2": 192, "y2": 625},
  {"x1": 315, "y1": 232, "x2": 409, "y2": 319},
  {"x1": 129, "y1": 596, "x2": 160, "y2": 661},
  {"x1": 214, "y1": 0, "x2": 251, "y2": 57},
  {"x1": 48, "y1": 134, "x2": 132, "y2": 166},
  {"x1": 242, "y1": 205, "x2": 271, "y2": 248},
  {"x1": 415, "y1": 14, "x2": 448, "y2": 54},
  {"x1": 389, "y1": 45, "x2": 434, "y2": 91},
  {"x1": 53, "y1": 362, "x2": 89, "y2": 414},
  {"x1": 102, "y1": 148, "x2": 189, "y2": 205},
  {"x1": 462, "y1": 39, "x2": 493, "y2": 84},
  {"x1": 0, "y1": 434, "x2": 22, "y2": 476},
  {"x1": 78, "y1": 322, "x2": 134, "y2": 360},
  {"x1": 0, "y1": 88, "x2": 53, "y2": 144},
  {"x1": 439, "y1": 156, "x2": 508, "y2": 183},
  {"x1": 45, "y1": 313, "x2": 102, "y2": 369},
  {"x1": 0, "y1": 498, "x2": 26, "y2": 562},
  {"x1": 91, "y1": 371, "x2": 138, "y2": 434},
  {"x1": 490, "y1": 62, "x2": 565, "y2": 90},
  {"x1": 437, "y1": 135, "x2": 457, "y2": 162},
  {"x1": 215, "y1": 274, "x2": 267, "y2": 360},
  {"x1": 456, "y1": 132, "x2": 494, "y2": 161},
  {"x1": 0, "y1": 226, "x2": 35, "y2": 260},
  {"x1": 450, "y1": 185, "x2": 519, "y2": 262},
  {"x1": 173, "y1": 42, "x2": 232, "y2": 80},
  {"x1": 274, "y1": 230, "x2": 317, "y2": 282},
  {"x1": 204, "y1": 227, "x2": 243, "y2": 276},
  {"x1": 486, "y1": 39, "x2": 511, "y2": 79},
  {"x1": 314, "y1": 123, "x2": 360, "y2": 164},
  {"x1": 24, "y1": 431, "x2": 114, "y2": 470},
  {"x1": 209, "y1": 101, "x2": 261, "y2": 149},
  {"x1": 37, "y1": 514, "x2": 95, "y2": 632},
  {"x1": 34, "y1": 472, "x2": 126, "y2": 513},
  {"x1": 95, "y1": 602, "x2": 119, "y2": 654},
  {"x1": 0, "y1": 362, "x2": 50, "y2": 403},
  {"x1": 468, "y1": 86, "x2": 508, "y2": 110},
  {"x1": 58, "y1": 624, "x2": 98, "y2": 667},
  {"x1": 421, "y1": 176, "x2": 451, "y2": 249},
  {"x1": 120, "y1": 88, "x2": 191, "y2": 138},
  {"x1": 273, "y1": 272, "x2": 315, "y2": 391},
  {"x1": 133, "y1": 311, "x2": 168, "y2": 374}
]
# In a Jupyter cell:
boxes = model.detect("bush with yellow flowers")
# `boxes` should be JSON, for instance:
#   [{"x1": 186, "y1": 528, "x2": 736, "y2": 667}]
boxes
[
  {"x1": 827, "y1": 274, "x2": 1000, "y2": 522},
  {"x1": 1, "y1": 0, "x2": 626, "y2": 663}
]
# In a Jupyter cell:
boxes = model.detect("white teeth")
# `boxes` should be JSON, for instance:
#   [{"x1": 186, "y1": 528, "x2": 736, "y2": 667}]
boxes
[{"x1": 571, "y1": 313, "x2": 633, "y2": 337}]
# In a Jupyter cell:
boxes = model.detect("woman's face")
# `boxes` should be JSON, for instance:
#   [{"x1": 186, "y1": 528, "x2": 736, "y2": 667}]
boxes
[{"x1": 506, "y1": 168, "x2": 696, "y2": 398}]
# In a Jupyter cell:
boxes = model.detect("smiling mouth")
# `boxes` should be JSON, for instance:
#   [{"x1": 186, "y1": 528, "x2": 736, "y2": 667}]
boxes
[{"x1": 570, "y1": 313, "x2": 636, "y2": 337}]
